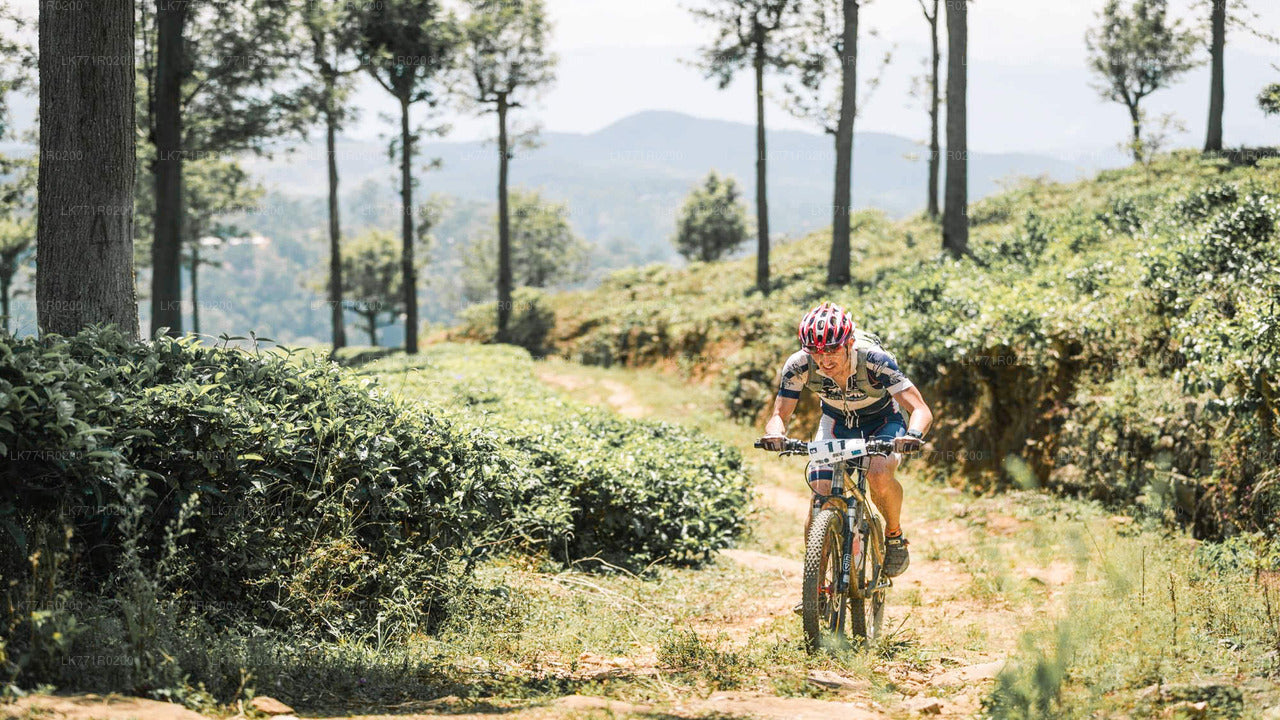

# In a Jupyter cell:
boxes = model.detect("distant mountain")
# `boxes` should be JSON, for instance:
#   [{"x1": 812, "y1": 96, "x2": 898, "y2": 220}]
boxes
[
  {"x1": 244, "y1": 110, "x2": 1091, "y2": 257},
  {"x1": 0, "y1": 111, "x2": 1098, "y2": 340}
]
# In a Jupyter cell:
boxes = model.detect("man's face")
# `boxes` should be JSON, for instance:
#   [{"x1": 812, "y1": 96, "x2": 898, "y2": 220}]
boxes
[{"x1": 811, "y1": 340, "x2": 851, "y2": 375}]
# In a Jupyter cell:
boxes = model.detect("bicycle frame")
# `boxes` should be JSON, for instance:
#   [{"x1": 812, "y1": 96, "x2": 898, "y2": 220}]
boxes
[
  {"x1": 812, "y1": 450, "x2": 889, "y2": 600},
  {"x1": 756, "y1": 435, "x2": 897, "y2": 647},
  {"x1": 758, "y1": 435, "x2": 895, "y2": 647}
]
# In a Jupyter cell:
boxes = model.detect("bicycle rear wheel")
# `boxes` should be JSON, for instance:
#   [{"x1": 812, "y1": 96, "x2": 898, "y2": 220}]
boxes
[{"x1": 802, "y1": 508, "x2": 845, "y2": 653}]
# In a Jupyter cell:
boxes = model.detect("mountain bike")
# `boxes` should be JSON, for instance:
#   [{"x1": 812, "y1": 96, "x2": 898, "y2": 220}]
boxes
[{"x1": 754, "y1": 436, "x2": 897, "y2": 652}]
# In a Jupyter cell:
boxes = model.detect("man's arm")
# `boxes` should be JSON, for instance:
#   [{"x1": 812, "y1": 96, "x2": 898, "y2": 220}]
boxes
[
  {"x1": 762, "y1": 350, "x2": 809, "y2": 448},
  {"x1": 892, "y1": 385, "x2": 933, "y2": 451},
  {"x1": 765, "y1": 394, "x2": 799, "y2": 437}
]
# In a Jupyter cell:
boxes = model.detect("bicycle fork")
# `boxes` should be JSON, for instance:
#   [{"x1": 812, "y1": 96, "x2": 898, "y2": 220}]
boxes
[{"x1": 840, "y1": 505, "x2": 859, "y2": 594}]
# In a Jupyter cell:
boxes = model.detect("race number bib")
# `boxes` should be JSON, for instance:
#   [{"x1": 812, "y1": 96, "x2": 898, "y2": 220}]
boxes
[{"x1": 807, "y1": 438, "x2": 868, "y2": 465}]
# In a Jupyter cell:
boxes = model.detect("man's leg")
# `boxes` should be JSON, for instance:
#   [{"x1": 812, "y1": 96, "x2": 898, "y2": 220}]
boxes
[
  {"x1": 865, "y1": 415, "x2": 910, "y2": 577},
  {"x1": 805, "y1": 414, "x2": 839, "y2": 539},
  {"x1": 866, "y1": 454, "x2": 903, "y2": 534},
  {"x1": 804, "y1": 462, "x2": 833, "y2": 539}
]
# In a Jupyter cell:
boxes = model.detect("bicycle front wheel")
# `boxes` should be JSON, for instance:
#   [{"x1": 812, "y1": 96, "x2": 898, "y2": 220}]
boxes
[
  {"x1": 847, "y1": 516, "x2": 885, "y2": 645},
  {"x1": 802, "y1": 508, "x2": 845, "y2": 653}
]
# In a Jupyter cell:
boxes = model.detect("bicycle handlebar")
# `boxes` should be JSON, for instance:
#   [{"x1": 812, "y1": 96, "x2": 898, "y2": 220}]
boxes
[
  {"x1": 754, "y1": 438, "x2": 899, "y2": 457},
  {"x1": 865, "y1": 439, "x2": 897, "y2": 456},
  {"x1": 753, "y1": 438, "x2": 809, "y2": 454}
]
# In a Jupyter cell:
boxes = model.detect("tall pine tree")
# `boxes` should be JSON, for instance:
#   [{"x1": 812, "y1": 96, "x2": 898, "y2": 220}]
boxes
[
  {"x1": 299, "y1": 0, "x2": 363, "y2": 352},
  {"x1": 356, "y1": 0, "x2": 459, "y2": 354},
  {"x1": 942, "y1": 0, "x2": 969, "y2": 257},
  {"x1": 456, "y1": 0, "x2": 556, "y2": 343},
  {"x1": 692, "y1": 0, "x2": 805, "y2": 295},
  {"x1": 38, "y1": 0, "x2": 138, "y2": 337}
]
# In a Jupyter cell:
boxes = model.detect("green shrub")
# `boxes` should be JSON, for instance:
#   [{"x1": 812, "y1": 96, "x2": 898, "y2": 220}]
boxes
[
  {"x1": 455, "y1": 287, "x2": 556, "y2": 357},
  {"x1": 1096, "y1": 194, "x2": 1144, "y2": 234},
  {"x1": 505, "y1": 289, "x2": 557, "y2": 357},
  {"x1": 970, "y1": 210, "x2": 1061, "y2": 272},
  {"x1": 0, "y1": 327, "x2": 533, "y2": 647},
  {"x1": 367, "y1": 344, "x2": 752, "y2": 568},
  {"x1": 1170, "y1": 181, "x2": 1239, "y2": 221},
  {"x1": 1170, "y1": 192, "x2": 1278, "y2": 282},
  {"x1": 535, "y1": 155, "x2": 1280, "y2": 537}
]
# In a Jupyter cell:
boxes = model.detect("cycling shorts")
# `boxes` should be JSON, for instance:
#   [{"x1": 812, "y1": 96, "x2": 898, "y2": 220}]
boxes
[{"x1": 806, "y1": 405, "x2": 906, "y2": 488}]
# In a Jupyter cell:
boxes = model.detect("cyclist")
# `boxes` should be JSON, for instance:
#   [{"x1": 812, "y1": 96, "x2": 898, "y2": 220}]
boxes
[{"x1": 759, "y1": 302, "x2": 933, "y2": 587}]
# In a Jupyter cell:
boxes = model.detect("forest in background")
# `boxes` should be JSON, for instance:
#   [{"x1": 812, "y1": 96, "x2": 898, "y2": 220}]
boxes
[
  {"x1": 1, "y1": 111, "x2": 1088, "y2": 343},
  {"x1": 8, "y1": 0, "x2": 1276, "y2": 348}
]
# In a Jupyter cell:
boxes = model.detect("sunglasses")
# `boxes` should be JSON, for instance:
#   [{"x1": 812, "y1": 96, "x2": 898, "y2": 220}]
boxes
[{"x1": 804, "y1": 344, "x2": 845, "y2": 356}]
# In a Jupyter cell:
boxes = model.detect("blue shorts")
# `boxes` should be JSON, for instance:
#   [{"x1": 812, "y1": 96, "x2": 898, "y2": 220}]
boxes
[{"x1": 807, "y1": 406, "x2": 907, "y2": 486}]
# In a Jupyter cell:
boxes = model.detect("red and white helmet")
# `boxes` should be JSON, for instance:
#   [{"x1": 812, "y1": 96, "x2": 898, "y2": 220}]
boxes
[{"x1": 798, "y1": 302, "x2": 854, "y2": 353}]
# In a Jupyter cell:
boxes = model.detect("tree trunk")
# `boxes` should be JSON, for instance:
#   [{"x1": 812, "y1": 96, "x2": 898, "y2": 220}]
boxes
[
  {"x1": 37, "y1": 0, "x2": 139, "y2": 338},
  {"x1": 828, "y1": 0, "x2": 858, "y2": 286},
  {"x1": 753, "y1": 32, "x2": 770, "y2": 295},
  {"x1": 942, "y1": 0, "x2": 968, "y2": 258},
  {"x1": 1204, "y1": 0, "x2": 1225, "y2": 153},
  {"x1": 325, "y1": 84, "x2": 346, "y2": 351},
  {"x1": 399, "y1": 94, "x2": 418, "y2": 354},
  {"x1": 365, "y1": 313, "x2": 377, "y2": 346},
  {"x1": 496, "y1": 95, "x2": 513, "y2": 341},
  {"x1": 1128, "y1": 101, "x2": 1143, "y2": 161},
  {"x1": 150, "y1": 0, "x2": 186, "y2": 337},
  {"x1": 1, "y1": 272, "x2": 10, "y2": 334},
  {"x1": 927, "y1": 0, "x2": 941, "y2": 219},
  {"x1": 190, "y1": 243, "x2": 199, "y2": 336}
]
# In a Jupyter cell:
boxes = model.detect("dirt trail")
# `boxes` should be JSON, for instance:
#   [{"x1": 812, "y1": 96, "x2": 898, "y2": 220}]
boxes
[
  {"x1": 539, "y1": 370, "x2": 649, "y2": 418},
  {"x1": 528, "y1": 365, "x2": 1062, "y2": 718},
  {"x1": 705, "y1": 494, "x2": 1023, "y2": 718}
]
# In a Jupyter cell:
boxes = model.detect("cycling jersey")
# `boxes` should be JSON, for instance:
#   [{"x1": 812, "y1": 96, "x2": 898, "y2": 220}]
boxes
[{"x1": 776, "y1": 346, "x2": 914, "y2": 422}]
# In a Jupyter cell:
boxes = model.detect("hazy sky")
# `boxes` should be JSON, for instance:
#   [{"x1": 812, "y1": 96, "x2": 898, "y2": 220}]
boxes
[
  {"x1": 343, "y1": 0, "x2": 1280, "y2": 156},
  {"x1": 8, "y1": 0, "x2": 1280, "y2": 156}
]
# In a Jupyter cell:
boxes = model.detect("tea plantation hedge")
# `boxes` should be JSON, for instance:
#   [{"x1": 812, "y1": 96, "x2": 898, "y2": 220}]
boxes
[
  {"x1": 365, "y1": 344, "x2": 751, "y2": 568},
  {"x1": 538, "y1": 152, "x2": 1280, "y2": 539},
  {"x1": 1, "y1": 329, "x2": 750, "y2": 691},
  {"x1": 0, "y1": 327, "x2": 536, "y2": 642}
]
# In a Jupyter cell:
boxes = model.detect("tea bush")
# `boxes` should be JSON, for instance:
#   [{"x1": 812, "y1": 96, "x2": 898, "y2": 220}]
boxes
[
  {"x1": 455, "y1": 287, "x2": 556, "y2": 357},
  {"x1": 536, "y1": 153, "x2": 1280, "y2": 537},
  {"x1": 1, "y1": 331, "x2": 751, "y2": 696},
  {"x1": 366, "y1": 344, "x2": 752, "y2": 568},
  {"x1": 0, "y1": 327, "x2": 533, "y2": 651},
  {"x1": 1169, "y1": 180, "x2": 1239, "y2": 222}
]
